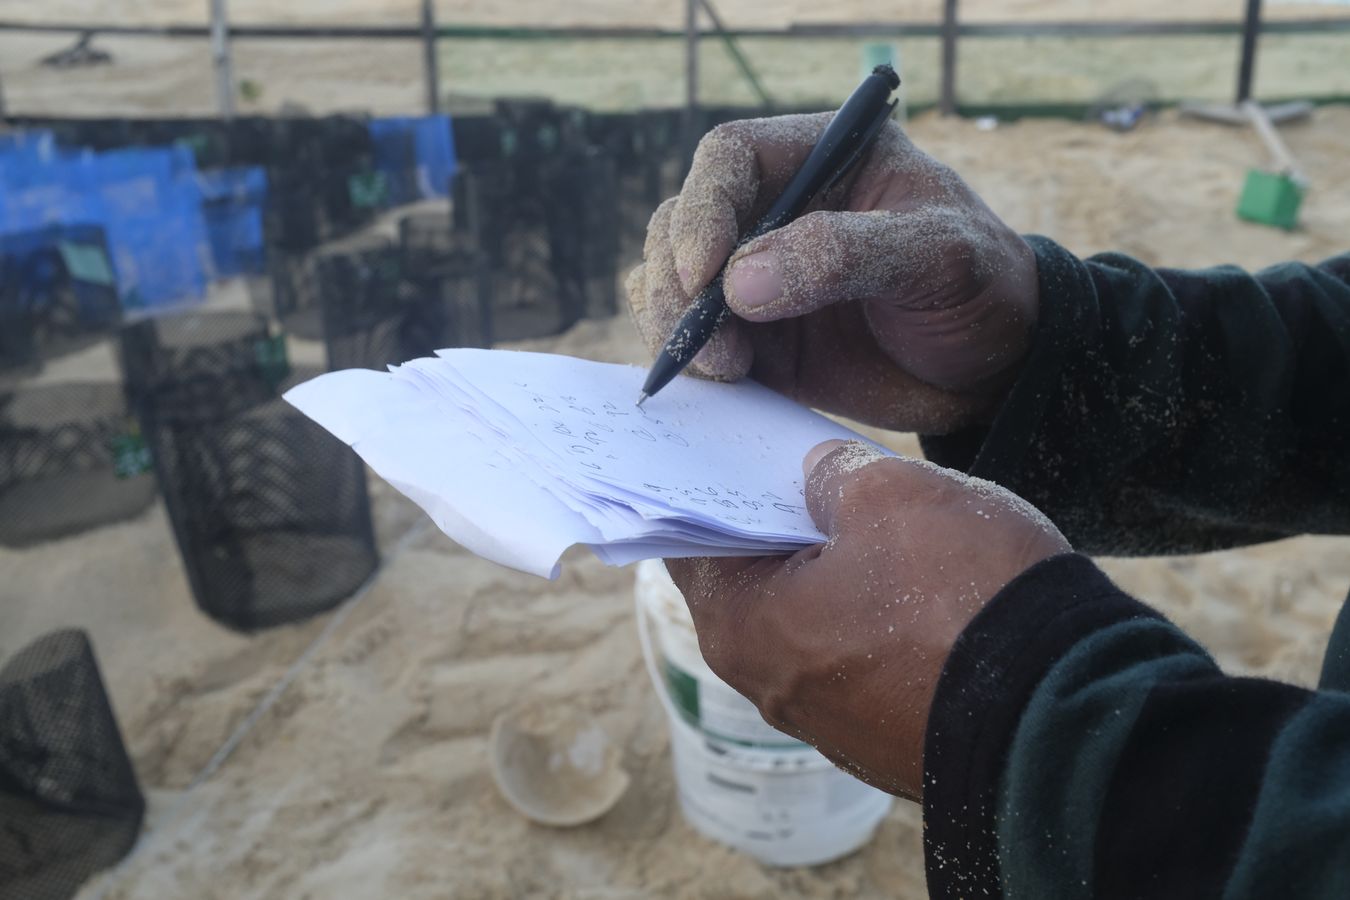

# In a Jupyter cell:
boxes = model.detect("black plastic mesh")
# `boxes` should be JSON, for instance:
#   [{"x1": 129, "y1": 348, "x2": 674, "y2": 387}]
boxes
[
  {"x1": 145, "y1": 388, "x2": 378, "y2": 631},
  {"x1": 0, "y1": 629, "x2": 144, "y2": 900},
  {"x1": 0, "y1": 382, "x2": 157, "y2": 547},
  {"x1": 119, "y1": 313, "x2": 378, "y2": 632},
  {"x1": 318, "y1": 237, "x2": 441, "y2": 371},
  {"x1": 459, "y1": 161, "x2": 578, "y2": 342},
  {"x1": 250, "y1": 250, "x2": 323, "y2": 341},
  {"x1": 541, "y1": 149, "x2": 621, "y2": 321},
  {"x1": 399, "y1": 212, "x2": 491, "y2": 350},
  {"x1": 0, "y1": 226, "x2": 122, "y2": 374},
  {"x1": 119, "y1": 311, "x2": 284, "y2": 424}
]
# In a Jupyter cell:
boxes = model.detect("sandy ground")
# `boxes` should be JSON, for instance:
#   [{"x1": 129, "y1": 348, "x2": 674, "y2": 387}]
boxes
[{"x1": 0, "y1": 103, "x2": 1346, "y2": 899}]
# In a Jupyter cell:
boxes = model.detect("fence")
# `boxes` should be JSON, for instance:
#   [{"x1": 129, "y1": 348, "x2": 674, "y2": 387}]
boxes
[{"x1": 4, "y1": 2, "x2": 1350, "y2": 125}]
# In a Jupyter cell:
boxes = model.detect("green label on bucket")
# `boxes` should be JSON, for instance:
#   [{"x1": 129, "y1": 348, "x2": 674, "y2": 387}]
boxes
[
  {"x1": 110, "y1": 429, "x2": 153, "y2": 479},
  {"x1": 659, "y1": 652, "x2": 805, "y2": 751},
  {"x1": 662, "y1": 657, "x2": 701, "y2": 725}
]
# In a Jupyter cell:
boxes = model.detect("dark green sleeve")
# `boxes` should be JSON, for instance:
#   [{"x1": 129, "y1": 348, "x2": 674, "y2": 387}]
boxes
[
  {"x1": 921, "y1": 239, "x2": 1350, "y2": 555},
  {"x1": 922, "y1": 554, "x2": 1350, "y2": 899}
]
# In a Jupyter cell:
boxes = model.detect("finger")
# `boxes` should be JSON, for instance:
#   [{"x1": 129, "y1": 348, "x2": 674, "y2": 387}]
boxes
[
  {"x1": 629, "y1": 198, "x2": 680, "y2": 354},
  {"x1": 636, "y1": 199, "x2": 751, "y2": 381},
  {"x1": 722, "y1": 206, "x2": 993, "y2": 324},
  {"x1": 670, "y1": 113, "x2": 833, "y2": 296},
  {"x1": 802, "y1": 439, "x2": 893, "y2": 536},
  {"x1": 623, "y1": 262, "x2": 648, "y2": 324},
  {"x1": 642, "y1": 196, "x2": 677, "y2": 266}
]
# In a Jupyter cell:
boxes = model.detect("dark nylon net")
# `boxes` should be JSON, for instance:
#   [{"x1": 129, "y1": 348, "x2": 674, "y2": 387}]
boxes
[
  {"x1": 0, "y1": 225, "x2": 122, "y2": 375},
  {"x1": 399, "y1": 212, "x2": 490, "y2": 350},
  {"x1": 317, "y1": 236, "x2": 435, "y2": 371},
  {"x1": 0, "y1": 382, "x2": 157, "y2": 547},
  {"x1": 0, "y1": 630, "x2": 144, "y2": 900},
  {"x1": 120, "y1": 313, "x2": 378, "y2": 631}
]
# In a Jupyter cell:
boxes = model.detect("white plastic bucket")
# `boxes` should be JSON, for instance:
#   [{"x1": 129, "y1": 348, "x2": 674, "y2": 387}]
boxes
[{"x1": 635, "y1": 560, "x2": 892, "y2": 867}]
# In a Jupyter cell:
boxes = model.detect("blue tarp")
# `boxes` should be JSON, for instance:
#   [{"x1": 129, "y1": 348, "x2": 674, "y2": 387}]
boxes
[
  {"x1": 368, "y1": 115, "x2": 458, "y2": 206},
  {"x1": 197, "y1": 167, "x2": 268, "y2": 278},
  {"x1": 0, "y1": 139, "x2": 211, "y2": 308}
]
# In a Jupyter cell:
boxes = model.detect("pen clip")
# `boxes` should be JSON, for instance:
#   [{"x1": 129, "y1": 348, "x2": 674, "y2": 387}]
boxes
[{"x1": 818, "y1": 99, "x2": 898, "y2": 198}]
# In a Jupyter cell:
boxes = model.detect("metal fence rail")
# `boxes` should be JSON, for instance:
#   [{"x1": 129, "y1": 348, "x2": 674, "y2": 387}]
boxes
[{"x1": 2, "y1": 0, "x2": 1349, "y2": 120}]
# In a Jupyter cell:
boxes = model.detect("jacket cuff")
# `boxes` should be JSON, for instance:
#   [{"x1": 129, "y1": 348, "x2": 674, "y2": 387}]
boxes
[
  {"x1": 921, "y1": 553, "x2": 1163, "y2": 899},
  {"x1": 920, "y1": 235, "x2": 1093, "y2": 478}
]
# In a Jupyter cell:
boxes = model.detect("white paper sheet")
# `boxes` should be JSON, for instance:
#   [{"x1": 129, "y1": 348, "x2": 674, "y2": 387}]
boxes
[{"x1": 284, "y1": 350, "x2": 892, "y2": 578}]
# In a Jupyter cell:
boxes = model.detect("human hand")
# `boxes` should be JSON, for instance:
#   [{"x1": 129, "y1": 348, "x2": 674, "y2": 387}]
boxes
[
  {"x1": 664, "y1": 440, "x2": 1070, "y2": 800},
  {"x1": 626, "y1": 113, "x2": 1038, "y2": 434}
]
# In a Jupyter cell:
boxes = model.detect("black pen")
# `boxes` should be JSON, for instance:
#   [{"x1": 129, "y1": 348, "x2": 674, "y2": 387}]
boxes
[{"x1": 636, "y1": 64, "x2": 900, "y2": 407}]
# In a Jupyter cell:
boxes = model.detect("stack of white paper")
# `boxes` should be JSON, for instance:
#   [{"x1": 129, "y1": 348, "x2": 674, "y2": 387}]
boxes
[{"x1": 284, "y1": 349, "x2": 890, "y2": 578}]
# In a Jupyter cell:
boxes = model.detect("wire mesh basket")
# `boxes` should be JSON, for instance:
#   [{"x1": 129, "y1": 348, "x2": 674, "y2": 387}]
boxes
[
  {"x1": 317, "y1": 236, "x2": 437, "y2": 370},
  {"x1": 247, "y1": 251, "x2": 322, "y2": 342},
  {"x1": 399, "y1": 211, "x2": 491, "y2": 350},
  {"x1": 0, "y1": 225, "x2": 122, "y2": 373},
  {"x1": 145, "y1": 386, "x2": 378, "y2": 631},
  {"x1": 119, "y1": 312, "x2": 377, "y2": 631},
  {"x1": 0, "y1": 629, "x2": 145, "y2": 900},
  {"x1": 459, "y1": 161, "x2": 579, "y2": 343},
  {"x1": 119, "y1": 311, "x2": 284, "y2": 424},
  {"x1": 0, "y1": 382, "x2": 157, "y2": 548},
  {"x1": 541, "y1": 149, "x2": 621, "y2": 320}
]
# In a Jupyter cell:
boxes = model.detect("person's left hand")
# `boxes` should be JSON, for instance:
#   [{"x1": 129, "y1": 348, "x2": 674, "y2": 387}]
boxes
[{"x1": 665, "y1": 440, "x2": 1070, "y2": 800}]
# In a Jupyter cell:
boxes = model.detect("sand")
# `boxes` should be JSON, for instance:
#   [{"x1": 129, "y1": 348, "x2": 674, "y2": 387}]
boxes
[{"x1": 2, "y1": 2, "x2": 1350, "y2": 895}]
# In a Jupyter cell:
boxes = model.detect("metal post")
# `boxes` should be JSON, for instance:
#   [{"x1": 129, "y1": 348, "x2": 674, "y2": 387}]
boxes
[
  {"x1": 0, "y1": 69, "x2": 7, "y2": 119},
  {"x1": 682, "y1": 0, "x2": 700, "y2": 170},
  {"x1": 421, "y1": 0, "x2": 440, "y2": 115},
  {"x1": 208, "y1": 0, "x2": 235, "y2": 118},
  {"x1": 1236, "y1": 0, "x2": 1262, "y2": 104},
  {"x1": 940, "y1": 0, "x2": 958, "y2": 116}
]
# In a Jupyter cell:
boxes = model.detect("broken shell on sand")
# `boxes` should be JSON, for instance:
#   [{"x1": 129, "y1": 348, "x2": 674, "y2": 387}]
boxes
[{"x1": 489, "y1": 704, "x2": 631, "y2": 827}]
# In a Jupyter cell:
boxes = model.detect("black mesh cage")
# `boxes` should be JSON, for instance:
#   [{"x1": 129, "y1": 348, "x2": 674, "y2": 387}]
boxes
[
  {"x1": 1, "y1": 225, "x2": 122, "y2": 373},
  {"x1": 540, "y1": 149, "x2": 620, "y2": 321},
  {"x1": 399, "y1": 212, "x2": 491, "y2": 350},
  {"x1": 119, "y1": 312, "x2": 378, "y2": 631},
  {"x1": 0, "y1": 382, "x2": 157, "y2": 548},
  {"x1": 0, "y1": 629, "x2": 145, "y2": 900},
  {"x1": 262, "y1": 251, "x2": 323, "y2": 342},
  {"x1": 119, "y1": 311, "x2": 282, "y2": 424},
  {"x1": 460, "y1": 162, "x2": 578, "y2": 343},
  {"x1": 146, "y1": 389, "x2": 378, "y2": 631},
  {"x1": 318, "y1": 237, "x2": 438, "y2": 371}
]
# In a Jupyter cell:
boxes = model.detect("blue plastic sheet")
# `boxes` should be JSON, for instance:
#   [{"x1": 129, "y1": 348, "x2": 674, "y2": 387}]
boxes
[
  {"x1": 0, "y1": 139, "x2": 211, "y2": 308},
  {"x1": 367, "y1": 116, "x2": 458, "y2": 206},
  {"x1": 197, "y1": 167, "x2": 268, "y2": 277}
]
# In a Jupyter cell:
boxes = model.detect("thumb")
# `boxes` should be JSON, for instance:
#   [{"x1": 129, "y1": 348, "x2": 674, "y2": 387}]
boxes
[
  {"x1": 802, "y1": 439, "x2": 894, "y2": 536},
  {"x1": 723, "y1": 206, "x2": 980, "y2": 324}
]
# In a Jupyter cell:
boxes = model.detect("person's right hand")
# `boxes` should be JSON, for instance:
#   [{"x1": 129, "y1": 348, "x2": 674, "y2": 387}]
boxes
[{"x1": 625, "y1": 113, "x2": 1039, "y2": 434}]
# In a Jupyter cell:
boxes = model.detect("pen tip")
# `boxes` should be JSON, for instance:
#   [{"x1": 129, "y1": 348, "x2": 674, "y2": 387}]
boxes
[{"x1": 635, "y1": 392, "x2": 649, "y2": 409}]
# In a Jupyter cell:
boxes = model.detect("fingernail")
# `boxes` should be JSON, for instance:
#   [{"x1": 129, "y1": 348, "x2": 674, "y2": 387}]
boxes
[
  {"x1": 803, "y1": 439, "x2": 848, "y2": 480},
  {"x1": 727, "y1": 251, "x2": 782, "y2": 308}
]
